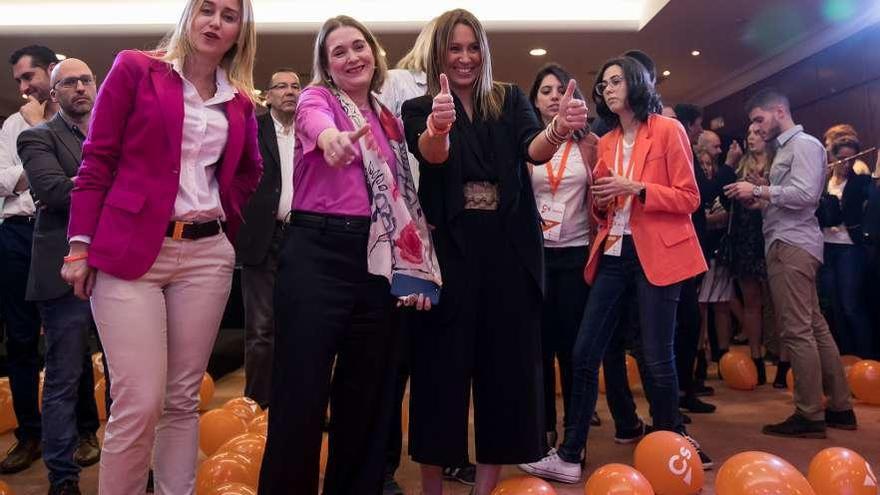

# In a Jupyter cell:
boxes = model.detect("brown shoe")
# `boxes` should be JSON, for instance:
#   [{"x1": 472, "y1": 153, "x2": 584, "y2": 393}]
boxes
[
  {"x1": 74, "y1": 433, "x2": 101, "y2": 467},
  {"x1": 0, "y1": 437, "x2": 42, "y2": 473}
]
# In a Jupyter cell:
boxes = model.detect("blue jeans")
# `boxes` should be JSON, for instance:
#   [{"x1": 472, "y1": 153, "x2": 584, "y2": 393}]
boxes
[
  {"x1": 38, "y1": 292, "x2": 99, "y2": 485},
  {"x1": 818, "y1": 243, "x2": 875, "y2": 358},
  {"x1": 559, "y1": 237, "x2": 682, "y2": 463}
]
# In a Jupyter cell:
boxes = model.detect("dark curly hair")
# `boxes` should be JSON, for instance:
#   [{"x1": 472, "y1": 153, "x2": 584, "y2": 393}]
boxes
[{"x1": 592, "y1": 56, "x2": 662, "y2": 130}]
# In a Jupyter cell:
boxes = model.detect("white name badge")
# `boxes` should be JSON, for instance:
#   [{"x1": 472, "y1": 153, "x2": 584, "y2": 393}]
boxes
[{"x1": 539, "y1": 200, "x2": 566, "y2": 242}]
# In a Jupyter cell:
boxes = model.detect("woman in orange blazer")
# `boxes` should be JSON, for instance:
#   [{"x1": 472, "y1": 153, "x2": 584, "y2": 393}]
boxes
[{"x1": 520, "y1": 56, "x2": 708, "y2": 483}]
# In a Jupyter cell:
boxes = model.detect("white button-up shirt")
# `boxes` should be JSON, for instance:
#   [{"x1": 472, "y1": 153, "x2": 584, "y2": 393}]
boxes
[
  {"x1": 171, "y1": 60, "x2": 235, "y2": 222},
  {"x1": 272, "y1": 112, "x2": 295, "y2": 221},
  {"x1": 0, "y1": 111, "x2": 37, "y2": 219}
]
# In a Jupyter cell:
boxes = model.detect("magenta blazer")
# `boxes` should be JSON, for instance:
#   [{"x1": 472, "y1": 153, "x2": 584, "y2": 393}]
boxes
[{"x1": 68, "y1": 50, "x2": 262, "y2": 280}]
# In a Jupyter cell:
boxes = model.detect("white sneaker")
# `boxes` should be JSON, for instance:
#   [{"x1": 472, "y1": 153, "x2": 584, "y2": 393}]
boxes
[{"x1": 518, "y1": 449, "x2": 582, "y2": 484}]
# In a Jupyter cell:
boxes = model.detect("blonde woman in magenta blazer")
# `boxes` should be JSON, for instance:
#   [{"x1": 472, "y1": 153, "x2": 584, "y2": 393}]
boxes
[{"x1": 61, "y1": 0, "x2": 262, "y2": 493}]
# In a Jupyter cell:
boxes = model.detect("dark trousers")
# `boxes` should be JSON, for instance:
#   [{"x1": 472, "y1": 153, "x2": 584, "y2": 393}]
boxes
[
  {"x1": 674, "y1": 277, "x2": 701, "y2": 395},
  {"x1": 259, "y1": 220, "x2": 397, "y2": 495},
  {"x1": 818, "y1": 243, "x2": 875, "y2": 358},
  {"x1": 602, "y1": 299, "x2": 642, "y2": 433},
  {"x1": 37, "y1": 292, "x2": 100, "y2": 485},
  {"x1": 559, "y1": 237, "x2": 682, "y2": 463},
  {"x1": 384, "y1": 313, "x2": 410, "y2": 479},
  {"x1": 241, "y1": 223, "x2": 284, "y2": 408},
  {"x1": 0, "y1": 220, "x2": 42, "y2": 441},
  {"x1": 541, "y1": 247, "x2": 589, "y2": 432}
]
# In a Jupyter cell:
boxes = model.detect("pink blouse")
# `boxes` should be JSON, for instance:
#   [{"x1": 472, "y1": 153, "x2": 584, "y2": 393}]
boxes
[{"x1": 293, "y1": 86, "x2": 398, "y2": 217}]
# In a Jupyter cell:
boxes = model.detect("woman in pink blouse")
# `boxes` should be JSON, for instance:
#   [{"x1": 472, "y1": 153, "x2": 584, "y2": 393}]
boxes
[
  {"x1": 60, "y1": 0, "x2": 261, "y2": 493},
  {"x1": 257, "y1": 15, "x2": 438, "y2": 495}
]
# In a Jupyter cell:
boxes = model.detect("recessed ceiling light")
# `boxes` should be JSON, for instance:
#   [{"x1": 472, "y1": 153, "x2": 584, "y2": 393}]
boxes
[
  {"x1": 529, "y1": 48, "x2": 547, "y2": 56},
  {"x1": 662, "y1": 70, "x2": 671, "y2": 77},
  {"x1": 56, "y1": 53, "x2": 67, "y2": 60},
  {"x1": 691, "y1": 50, "x2": 700, "y2": 56}
]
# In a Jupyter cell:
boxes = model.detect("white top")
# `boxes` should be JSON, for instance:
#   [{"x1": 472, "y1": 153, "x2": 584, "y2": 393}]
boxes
[
  {"x1": 171, "y1": 60, "x2": 234, "y2": 222},
  {"x1": 611, "y1": 137, "x2": 636, "y2": 235},
  {"x1": 0, "y1": 112, "x2": 36, "y2": 218},
  {"x1": 272, "y1": 113, "x2": 295, "y2": 221},
  {"x1": 378, "y1": 69, "x2": 427, "y2": 187},
  {"x1": 531, "y1": 141, "x2": 590, "y2": 247},
  {"x1": 822, "y1": 178, "x2": 853, "y2": 245}
]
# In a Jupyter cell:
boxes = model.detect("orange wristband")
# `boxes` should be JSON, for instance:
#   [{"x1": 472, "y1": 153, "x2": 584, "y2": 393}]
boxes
[
  {"x1": 63, "y1": 253, "x2": 88, "y2": 263},
  {"x1": 426, "y1": 114, "x2": 452, "y2": 137}
]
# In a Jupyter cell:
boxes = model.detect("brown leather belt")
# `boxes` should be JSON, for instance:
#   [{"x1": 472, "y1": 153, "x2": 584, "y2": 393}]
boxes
[{"x1": 165, "y1": 220, "x2": 222, "y2": 240}]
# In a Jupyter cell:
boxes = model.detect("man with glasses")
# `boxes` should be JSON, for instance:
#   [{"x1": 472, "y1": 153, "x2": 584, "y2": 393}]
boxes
[
  {"x1": 236, "y1": 68, "x2": 301, "y2": 408},
  {"x1": 0, "y1": 45, "x2": 101, "y2": 475},
  {"x1": 18, "y1": 58, "x2": 102, "y2": 495}
]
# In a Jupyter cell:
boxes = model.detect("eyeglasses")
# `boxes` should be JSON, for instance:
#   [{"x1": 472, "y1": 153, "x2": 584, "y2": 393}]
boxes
[
  {"x1": 268, "y1": 83, "x2": 300, "y2": 91},
  {"x1": 594, "y1": 76, "x2": 624, "y2": 96},
  {"x1": 54, "y1": 75, "x2": 95, "y2": 89}
]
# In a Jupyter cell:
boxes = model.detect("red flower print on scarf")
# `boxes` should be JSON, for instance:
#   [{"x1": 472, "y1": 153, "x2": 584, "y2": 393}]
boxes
[{"x1": 395, "y1": 222, "x2": 424, "y2": 264}]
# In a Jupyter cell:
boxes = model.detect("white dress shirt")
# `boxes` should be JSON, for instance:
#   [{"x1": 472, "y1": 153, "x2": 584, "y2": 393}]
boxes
[
  {"x1": 272, "y1": 112, "x2": 295, "y2": 221},
  {"x1": 171, "y1": 60, "x2": 234, "y2": 222},
  {"x1": 378, "y1": 69, "x2": 427, "y2": 187},
  {"x1": 0, "y1": 112, "x2": 37, "y2": 218}
]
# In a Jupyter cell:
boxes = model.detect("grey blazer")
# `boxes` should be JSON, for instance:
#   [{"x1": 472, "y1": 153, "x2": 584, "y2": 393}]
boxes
[{"x1": 17, "y1": 113, "x2": 83, "y2": 301}]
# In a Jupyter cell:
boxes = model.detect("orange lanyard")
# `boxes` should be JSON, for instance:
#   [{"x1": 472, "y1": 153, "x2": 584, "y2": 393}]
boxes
[
  {"x1": 545, "y1": 140, "x2": 574, "y2": 196},
  {"x1": 611, "y1": 134, "x2": 638, "y2": 210}
]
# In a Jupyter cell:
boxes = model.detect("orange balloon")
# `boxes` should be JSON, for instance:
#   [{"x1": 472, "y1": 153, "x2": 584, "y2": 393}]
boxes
[
  {"x1": 0, "y1": 480, "x2": 13, "y2": 495},
  {"x1": 207, "y1": 482, "x2": 256, "y2": 495},
  {"x1": 720, "y1": 352, "x2": 758, "y2": 390},
  {"x1": 195, "y1": 452, "x2": 257, "y2": 495},
  {"x1": 248, "y1": 412, "x2": 268, "y2": 436},
  {"x1": 199, "y1": 409, "x2": 249, "y2": 456},
  {"x1": 599, "y1": 366, "x2": 606, "y2": 394},
  {"x1": 626, "y1": 354, "x2": 641, "y2": 388},
  {"x1": 555, "y1": 359, "x2": 563, "y2": 397},
  {"x1": 716, "y1": 451, "x2": 815, "y2": 495},
  {"x1": 320, "y1": 433, "x2": 329, "y2": 474},
  {"x1": 491, "y1": 475, "x2": 557, "y2": 494},
  {"x1": 787, "y1": 368, "x2": 794, "y2": 391},
  {"x1": 584, "y1": 463, "x2": 653, "y2": 495},
  {"x1": 200, "y1": 373, "x2": 215, "y2": 411},
  {"x1": 847, "y1": 360, "x2": 880, "y2": 405},
  {"x1": 92, "y1": 352, "x2": 104, "y2": 383},
  {"x1": 217, "y1": 433, "x2": 266, "y2": 478},
  {"x1": 840, "y1": 355, "x2": 861, "y2": 375},
  {"x1": 223, "y1": 397, "x2": 261, "y2": 423},
  {"x1": 0, "y1": 387, "x2": 17, "y2": 434},
  {"x1": 808, "y1": 447, "x2": 878, "y2": 495},
  {"x1": 633, "y1": 431, "x2": 704, "y2": 495},
  {"x1": 94, "y1": 378, "x2": 107, "y2": 421}
]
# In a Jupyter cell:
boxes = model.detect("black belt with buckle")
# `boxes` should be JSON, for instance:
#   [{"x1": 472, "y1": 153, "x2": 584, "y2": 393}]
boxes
[
  {"x1": 2, "y1": 215, "x2": 35, "y2": 225},
  {"x1": 290, "y1": 211, "x2": 370, "y2": 234},
  {"x1": 165, "y1": 220, "x2": 222, "y2": 240}
]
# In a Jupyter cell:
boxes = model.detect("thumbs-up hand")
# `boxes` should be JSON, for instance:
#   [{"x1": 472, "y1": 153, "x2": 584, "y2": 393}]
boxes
[
  {"x1": 555, "y1": 79, "x2": 588, "y2": 134},
  {"x1": 430, "y1": 73, "x2": 456, "y2": 130},
  {"x1": 325, "y1": 125, "x2": 373, "y2": 168}
]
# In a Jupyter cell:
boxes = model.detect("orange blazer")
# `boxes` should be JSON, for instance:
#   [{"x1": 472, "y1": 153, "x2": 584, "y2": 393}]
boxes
[{"x1": 584, "y1": 114, "x2": 707, "y2": 287}]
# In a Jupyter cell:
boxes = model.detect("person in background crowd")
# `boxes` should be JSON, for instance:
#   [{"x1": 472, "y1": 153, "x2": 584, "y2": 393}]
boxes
[
  {"x1": 1, "y1": 44, "x2": 100, "y2": 475},
  {"x1": 61, "y1": 0, "x2": 262, "y2": 492},
  {"x1": 722, "y1": 125, "x2": 777, "y2": 382},
  {"x1": 527, "y1": 62, "x2": 598, "y2": 452},
  {"x1": 259, "y1": 15, "x2": 438, "y2": 495},
  {"x1": 403, "y1": 8, "x2": 587, "y2": 494},
  {"x1": 725, "y1": 88, "x2": 856, "y2": 438},
  {"x1": 823, "y1": 124, "x2": 872, "y2": 176},
  {"x1": 236, "y1": 67, "x2": 301, "y2": 409},
  {"x1": 17, "y1": 58, "x2": 102, "y2": 495},
  {"x1": 522, "y1": 56, "x2": 711, "y2": 483},
  {"x1": 816, "y1": 136, "x2": 876, "y2": 359}
]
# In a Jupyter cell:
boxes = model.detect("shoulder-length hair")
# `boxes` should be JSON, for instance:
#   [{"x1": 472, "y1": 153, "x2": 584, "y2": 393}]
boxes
[
  {"x1": 592, "y1": 56, "x2": 662, "y2": 130},
  {"x1": 426, "y1": 9, "x2": 506, "y2": 120},
  {"x1": 396, "y1": 17, "x2": 437, "y2": 73},
  {"x1": 153, "y1": 0, "x2": 257, "y2": 101},
  {"x1": 528, "y1": 63, "x2": 588, "y2": 141},
  {"x1": 310, "y1": 16, "x2": 388, "y2": 97}
]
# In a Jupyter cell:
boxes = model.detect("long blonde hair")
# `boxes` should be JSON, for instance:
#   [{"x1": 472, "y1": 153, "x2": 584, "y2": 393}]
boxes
[
  {"x1": 396, "y1": 18, "x2": 437, "y2": 72},
  {"x1": 153, "y1": 0, "x2": 257, "y2": 101},
  {"x1": 310, "y1": 16, "x2": 388, "y2": 97},
  {"x1": 426, "y1": 9, "x2": 506, "y2": 120}
]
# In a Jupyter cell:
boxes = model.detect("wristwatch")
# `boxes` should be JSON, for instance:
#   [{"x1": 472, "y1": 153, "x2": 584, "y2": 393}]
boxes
[
  {"x1": 752, "y1": 185, "x2": 764, "y2": 198},
  {"x1": 638, "y1": 185, "x2": 647, "y2": 203}
]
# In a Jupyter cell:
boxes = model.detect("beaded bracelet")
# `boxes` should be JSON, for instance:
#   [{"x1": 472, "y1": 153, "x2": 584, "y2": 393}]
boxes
[{"x1": 426, "y1": 114, "x2": 452, "y2": 138}]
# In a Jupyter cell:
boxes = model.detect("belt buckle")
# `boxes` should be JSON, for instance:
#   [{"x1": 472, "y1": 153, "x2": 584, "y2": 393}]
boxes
[{"x1": 171, "y1": 221, "x2": 192, "y2": 241}]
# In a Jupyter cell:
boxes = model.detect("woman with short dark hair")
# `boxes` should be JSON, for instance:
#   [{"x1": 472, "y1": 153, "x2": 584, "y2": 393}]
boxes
[{"x1": 521, "y1": 56, "x2": 710, "y2": 482}]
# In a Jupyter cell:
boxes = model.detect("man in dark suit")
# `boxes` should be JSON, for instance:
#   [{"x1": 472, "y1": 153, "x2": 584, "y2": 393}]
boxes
[
  {"x1": 18, "y1": 58, "x2": 102, "y2": 495},
  {"x1": 236, "y1": 68, "x2": 300, "y2": 408}
]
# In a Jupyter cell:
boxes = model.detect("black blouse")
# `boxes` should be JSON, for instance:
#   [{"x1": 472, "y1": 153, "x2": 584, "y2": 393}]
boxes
[{"x1": 401, "y1": 84, "x2": 545, "y2": 291}]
